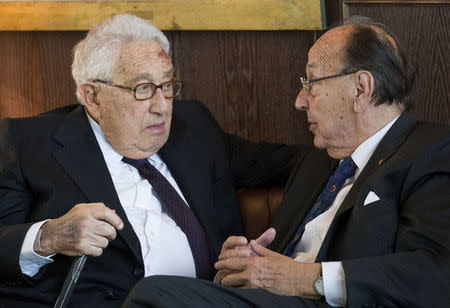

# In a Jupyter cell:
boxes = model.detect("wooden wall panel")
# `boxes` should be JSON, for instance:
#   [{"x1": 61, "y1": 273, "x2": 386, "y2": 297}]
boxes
[
  {"x1": 172, "y1": 31, "x2": 314, "y2": 143},
  {"x1": 0, "y1": 31, "x2": 83, "y2": 117},
  {"x1": 1, "y1": 0, "x2": 448, "y2": 148},
  {"x1": 344, "y1": 2, "x2": 450, "y2": 124}
]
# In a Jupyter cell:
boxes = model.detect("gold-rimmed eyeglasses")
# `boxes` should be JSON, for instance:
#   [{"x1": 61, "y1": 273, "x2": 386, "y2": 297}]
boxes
[
  {"x1": 300, "y1": 71, "x2": 356, "y2": 95},
  {"x1": 93, "y1": 79, "x2": 183, "y2": 100}
]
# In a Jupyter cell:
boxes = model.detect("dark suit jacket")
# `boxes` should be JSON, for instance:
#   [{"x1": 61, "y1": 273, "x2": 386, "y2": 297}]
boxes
[
  {"x1": 270, "y1": 113, "x2": 450, "y2": 308},
  {"x1": 0, "y1": 101, "x2": 302, "y2": 308}
]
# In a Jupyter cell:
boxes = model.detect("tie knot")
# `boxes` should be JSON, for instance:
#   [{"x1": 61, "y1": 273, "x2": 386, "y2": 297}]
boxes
[
  {"x1": 122, "y1": 157, "x2": 148, "y2": 170},
  {"x1": 336, "y1": 157, "x2": 357, "y2": 179}
]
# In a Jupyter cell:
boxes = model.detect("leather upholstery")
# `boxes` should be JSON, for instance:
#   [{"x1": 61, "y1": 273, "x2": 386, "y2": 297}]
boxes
[{"x1": 237, "y1": 187, "x2": 283, "y2": 239}]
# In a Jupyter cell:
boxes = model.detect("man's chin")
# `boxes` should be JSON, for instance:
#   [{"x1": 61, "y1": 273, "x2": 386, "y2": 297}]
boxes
[
  {"x1": 113, "y1": 143, "x2": 162, "y2": 159},
  {"x1": 140, "y1": 138, "x2": 168, "y2": 154},
  {"x1": 313, "y1": 136, "x2": 326, "y2": 150}
]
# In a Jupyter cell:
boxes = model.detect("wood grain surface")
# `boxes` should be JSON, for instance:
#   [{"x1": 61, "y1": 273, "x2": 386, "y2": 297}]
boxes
[
  {"x1": 345, "y1": 3, "x2": 450, "y2": 124},
  {"x1": 0, "y1": 0, "x2": 448, "y2": 146},
  {"x1": 0, "y1": 0, "x2": 325, "y2": 31}
]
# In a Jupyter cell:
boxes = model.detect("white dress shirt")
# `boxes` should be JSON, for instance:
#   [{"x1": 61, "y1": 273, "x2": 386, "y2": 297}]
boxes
[
  {"x1": 19, "y1": 113, "x2": 196, "y2": 278},
  {"x1": 292, "y1": 116, "x2": 399, "y2": 307}
]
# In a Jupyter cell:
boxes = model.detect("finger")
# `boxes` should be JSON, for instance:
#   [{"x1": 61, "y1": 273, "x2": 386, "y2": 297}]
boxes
[
  {"x1": 68, "y1": 236, "x2": 105, "y2": 257},
  {"x1": 86, "y1": 233, "x2": 110, "y2": 250},
  {"x1": 81, "y1": 244, "x2": 104, "y2": 257},
  {"x1": 214, "y1": 270, "x2": 231, "y2": 284},
  {"x1": 93, "y1": 220, "x2": 117, "y2": 241},
  {"x1": 218, "y1": 246, "x2": 252, "y2": 260},
  {"x1": 236, "y1": 245, "x2": 257, "y2": 257},
  {"x1": 215, "y1": 258, "x2": 248, "y2": 272},
  {"x1": 221, "y1": 236, "x2": 248, "y2": 251},
  {"x1": 249, "y1": 240, "x2": 280, "y2": 257},
  {"x1": 254, "y1": 227, "x2": 276, "y2": 247},
  {"x1": 221, "y1": 272, "x2": 252, "y2": 288},
  {"x1": 90, "y1": 204, "x2": 124, "y2": 230}
]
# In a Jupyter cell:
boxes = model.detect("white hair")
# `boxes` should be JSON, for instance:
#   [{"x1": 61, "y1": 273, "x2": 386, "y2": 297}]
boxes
[{"x1": 72, "y1": 14, "x2": 170, "y2": 104}]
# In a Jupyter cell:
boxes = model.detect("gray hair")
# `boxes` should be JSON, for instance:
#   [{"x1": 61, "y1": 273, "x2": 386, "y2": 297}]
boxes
[{"x1": 72, "y1": 14, "x2": 170, "y2": 104}]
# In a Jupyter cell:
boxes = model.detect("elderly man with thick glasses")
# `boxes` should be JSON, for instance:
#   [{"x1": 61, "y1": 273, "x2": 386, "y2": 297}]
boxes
[
  {"x1": 123, "y1": 17, "x2": 450, "y2": 308},
  {"x1": 0, "y1": 14, "x2": 301, "y2": 307}
]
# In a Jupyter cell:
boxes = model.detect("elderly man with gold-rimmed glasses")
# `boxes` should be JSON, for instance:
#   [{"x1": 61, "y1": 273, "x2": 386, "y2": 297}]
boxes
[{"x1": 0, "y1": 14, "x2": 301, "y2": 307}]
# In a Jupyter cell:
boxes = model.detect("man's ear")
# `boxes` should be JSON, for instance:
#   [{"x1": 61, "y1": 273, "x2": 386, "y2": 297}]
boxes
[
  {"x1": 79, "y1": 84, "x2": 101, "y2": 120},
  {"x1": 353, "y1": 70, "x2": 374, "y2": 114}
]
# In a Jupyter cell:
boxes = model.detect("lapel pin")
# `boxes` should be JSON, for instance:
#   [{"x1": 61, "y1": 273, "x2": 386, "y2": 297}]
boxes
[{"x1": 378, "y1": 159, "x2": 384, "y2": 166}]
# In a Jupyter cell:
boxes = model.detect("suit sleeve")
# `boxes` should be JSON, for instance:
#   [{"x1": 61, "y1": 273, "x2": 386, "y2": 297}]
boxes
[
  {"x1": 0, "y1": 118, "x2": 36, "y2": 285},
  {"x1": 196, "y1": 102, "x2": 311, "y2": 188},
  {"x1": 343, "y1": 138, "x2": 450, "y2": 308}
]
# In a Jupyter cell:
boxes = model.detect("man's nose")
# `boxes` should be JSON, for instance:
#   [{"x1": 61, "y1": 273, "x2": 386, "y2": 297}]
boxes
[
  {"x1": 149, "y1": 89, "x2": 170, "y2": 114},
  {"x1": 294, "y1": 88, "x2": 309, "y2": 110}
]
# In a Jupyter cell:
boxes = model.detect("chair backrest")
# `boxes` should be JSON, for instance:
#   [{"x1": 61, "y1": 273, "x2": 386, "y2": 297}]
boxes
[{"x1": 237, "y1": 187, "x2": 284, "y2": 239}]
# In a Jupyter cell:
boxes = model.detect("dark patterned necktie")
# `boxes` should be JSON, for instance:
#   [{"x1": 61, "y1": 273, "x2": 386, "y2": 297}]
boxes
[
  {"x1": 122, "y1": 157, "x2": 214, "y2": 280},
  {"x1": 283, "y1": 157, "x2": 357, "y2": 256}
]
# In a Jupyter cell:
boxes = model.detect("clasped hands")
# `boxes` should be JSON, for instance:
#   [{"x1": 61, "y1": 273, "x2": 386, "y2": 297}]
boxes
[{"x1": 214, "y1": 228, "x2": 322, "y2": 298}]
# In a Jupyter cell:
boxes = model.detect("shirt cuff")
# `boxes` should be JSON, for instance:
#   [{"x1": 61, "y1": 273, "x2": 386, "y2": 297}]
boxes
[
  {"x1": 19, "y1": 220, "x2": 55, "y2": 277},
  {"x1": 322, "y1": 261, "x2": 347, "y2": 307}
]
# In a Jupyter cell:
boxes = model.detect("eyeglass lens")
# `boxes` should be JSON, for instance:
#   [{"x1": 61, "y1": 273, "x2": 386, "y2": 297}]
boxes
[{"x1": 135, "y1": 81, "x2": 182, "y2": 100}]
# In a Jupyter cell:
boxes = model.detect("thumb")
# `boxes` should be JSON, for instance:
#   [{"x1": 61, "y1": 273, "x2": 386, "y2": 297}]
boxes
[
  {"x1": 254, "y1": 227, "x2": 276, "y2": 247},
  {"x1": 249, "y1": 239, "x2": 279, "y2": 257}
]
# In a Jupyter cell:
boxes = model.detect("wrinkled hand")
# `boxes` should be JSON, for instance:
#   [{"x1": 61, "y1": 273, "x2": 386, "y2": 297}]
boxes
[
  {"x1": 215, "y1": 240, "x2": 322, "y2": 298},
  {"x1": 39, "y1": 203, "x2": 124, "y2": 257},
  {"x1": 214, "y1": 228, "x2": 276, "y2": 284}
]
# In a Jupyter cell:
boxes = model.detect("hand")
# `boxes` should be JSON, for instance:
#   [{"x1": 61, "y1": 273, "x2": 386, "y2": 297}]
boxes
[
  {"x1": 38, "y1": 203, "x2": 124, "y2": 257},
  {"x1": 215, "y1": 240, "x2": 322, "y2": 298},
  {"x1": 214, "y1": 228, "x2": 276, "y2": 284}
]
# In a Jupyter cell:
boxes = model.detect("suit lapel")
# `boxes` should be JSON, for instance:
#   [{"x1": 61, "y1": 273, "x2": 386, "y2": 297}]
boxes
[
  {"x1": 270, "y1": 149, "x2": 337, "y2": 252},
  {"x1": 315, "y1": 113, "x2": 417, "y2": 261},
  {"x1": 335, "y1": 113, "x2": 417, "y2": 216},
  {"x1": 51, "y1": 106, "x2": 143, "y2": 264}
]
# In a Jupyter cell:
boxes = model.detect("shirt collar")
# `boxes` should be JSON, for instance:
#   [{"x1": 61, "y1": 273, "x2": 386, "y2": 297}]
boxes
[{"x1": 351, "y1": 115, "x2": 400, "y2": 172}]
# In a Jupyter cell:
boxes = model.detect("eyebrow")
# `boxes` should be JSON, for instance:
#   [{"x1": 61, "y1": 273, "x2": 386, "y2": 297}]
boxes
[
  {"x1": 306, "y1": 62, "x2": 319, "y2": 70},
  {"x1": 128, "y1": 68, "x2": 175, "y2": 85},
  {"x1": 305, "y1": 62, "x2": 322, "y2": 78}
]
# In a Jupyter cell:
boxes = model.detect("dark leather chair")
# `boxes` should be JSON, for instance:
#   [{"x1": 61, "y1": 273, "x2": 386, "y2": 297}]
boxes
[{"x1": 237, "y1": 187, "x2": 284, "y2": 239}]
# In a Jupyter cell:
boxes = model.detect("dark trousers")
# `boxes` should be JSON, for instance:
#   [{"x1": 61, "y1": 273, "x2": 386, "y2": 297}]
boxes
[{"x1": 122, "y1": 275, "x2": 329, "y2": 308}]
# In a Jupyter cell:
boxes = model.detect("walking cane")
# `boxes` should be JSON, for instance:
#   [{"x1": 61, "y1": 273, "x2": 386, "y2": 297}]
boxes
[{"x1": 53, "y1": 255, "x2": 87, "y2": 308}]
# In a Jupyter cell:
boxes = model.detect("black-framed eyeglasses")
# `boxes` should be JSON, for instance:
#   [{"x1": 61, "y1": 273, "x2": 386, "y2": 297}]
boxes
[
  {"x1": 300, "y1": 71, "x2": 357, "y2": 95},
  {"x1": 92, "y1": 79, "x2": 183, "y2": 100}
]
